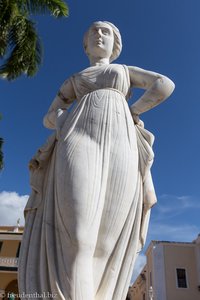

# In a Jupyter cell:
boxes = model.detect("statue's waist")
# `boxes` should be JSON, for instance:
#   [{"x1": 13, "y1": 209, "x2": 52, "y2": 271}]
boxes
[{"x1": 80, "y1": 87, "x2": 128, "y2": 100}]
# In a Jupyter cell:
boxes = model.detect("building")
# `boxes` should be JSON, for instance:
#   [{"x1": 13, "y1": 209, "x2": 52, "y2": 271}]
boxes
[
  {"x1": 0, "y1": 226, "x2": 23, "y2": 300},
  {"x1": 128, "y1": 235, "x2": 200, "y2": 300}
]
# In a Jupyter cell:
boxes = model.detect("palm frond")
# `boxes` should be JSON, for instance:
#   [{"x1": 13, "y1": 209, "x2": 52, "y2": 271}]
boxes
[
  {"x1": 0, "y1": 0, "x2": 19, "y2": 56},
  {"x1": 23, "y1": 0, "x2": 68, "y2": 17},
  {"x1": 0, "y1": 0, "x2": 69, "y2": 79},
  {"x1": 0, "y1": 16, "x2": 42, "y2": 80},
  {"x1": 0, "y1": 28, "x2": 9, "y2": 56}
]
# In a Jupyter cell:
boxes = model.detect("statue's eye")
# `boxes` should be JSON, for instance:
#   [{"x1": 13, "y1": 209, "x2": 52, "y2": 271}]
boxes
[
  {"x1": 102, "y1": 29, "x2": 110, "y2": 35},
  {"x1": 90, "y1": 28, "x2": 97, "y2": 35},
  {"x1": 90, "y1": 27, "x2": 111, "y2": 36}
]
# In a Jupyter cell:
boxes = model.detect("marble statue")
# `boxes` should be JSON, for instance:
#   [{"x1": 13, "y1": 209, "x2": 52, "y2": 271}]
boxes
[{"x1": 18, "y1": 21, "x2": 175, "y2": 300}]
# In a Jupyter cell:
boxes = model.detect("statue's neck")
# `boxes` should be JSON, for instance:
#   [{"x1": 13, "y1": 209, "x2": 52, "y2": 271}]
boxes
[{"x1": 89, "y1": 57, "x2": 110, "y2": 66}]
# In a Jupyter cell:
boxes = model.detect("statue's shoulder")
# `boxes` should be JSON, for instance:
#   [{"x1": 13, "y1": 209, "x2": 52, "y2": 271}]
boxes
[{"x1": 70, "y1": 66, "x2": 95, "y2": 78}]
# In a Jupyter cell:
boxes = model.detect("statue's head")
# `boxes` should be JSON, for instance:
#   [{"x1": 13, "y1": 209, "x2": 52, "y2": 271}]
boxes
[{"x1": 83, "y1": 21, "x2": 122, "y2": 63}]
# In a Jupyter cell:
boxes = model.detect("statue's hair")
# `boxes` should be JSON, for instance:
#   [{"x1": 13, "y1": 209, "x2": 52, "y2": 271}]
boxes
[{"x1": 83, "y1": 21, "x2": 122, "y2": 62}]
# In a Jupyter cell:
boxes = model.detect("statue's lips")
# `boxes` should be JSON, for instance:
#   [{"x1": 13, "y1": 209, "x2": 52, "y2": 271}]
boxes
[{"x1": 95, "y1": 40, "x2": 103, "y2": 46}]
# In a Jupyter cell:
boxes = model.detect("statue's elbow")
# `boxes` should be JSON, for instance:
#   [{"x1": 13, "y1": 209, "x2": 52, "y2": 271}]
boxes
[
  {"x1": 158, "y1": 76, "x2": 175, "y2": 99},
  {"x1": 165, "y1": 76, "x2": 175, "y2": 95},
  {"x1": 43, "y1": 113, "x2": 55, "y2": 129}
]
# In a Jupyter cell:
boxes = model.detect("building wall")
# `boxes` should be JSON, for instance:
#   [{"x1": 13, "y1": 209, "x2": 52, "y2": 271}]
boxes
[
  {"x1": 0, "y1": 270, "x2": 17, "y2": 287},
  {"x1": 0, "y1": 266, "x2": 18, "y2": 299},
  {"x1": 151, "y1": 243, "x2": 167, "y2": 300},
  {"x1": 195, "y1": 237, "x2": 200, "y2": 286},
  {"x1": 128, "y1": 267, "x2": 147, "y2": 300},
  {"x1": 0, "y1": 227, "x2": 23, "y2": 299},
  {"x1": 131, "y1": 238, "x2": 200, "y2": 300},
  {"x1": 1, "y1": 240, "x2": 20, "y2": 257},
  {"x1": 164, "y1": 243, "x2": 200, "y2": 300}
]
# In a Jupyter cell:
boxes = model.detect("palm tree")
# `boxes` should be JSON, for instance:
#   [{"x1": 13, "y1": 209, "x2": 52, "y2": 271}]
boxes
[{"x1": 0, "y1": 0, "x2": 68, "y2": 80}]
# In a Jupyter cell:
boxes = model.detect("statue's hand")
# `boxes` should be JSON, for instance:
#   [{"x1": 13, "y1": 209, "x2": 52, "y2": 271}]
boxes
[
  {"x1": 29, "y1": 158, "x2": 39, "y2": 171},
  {"x1": 132, "y1": 113, "x2": 144, "y2": 128},
  {"x1": 56, "y1": 108, "x2": 69, "y2": 138}
]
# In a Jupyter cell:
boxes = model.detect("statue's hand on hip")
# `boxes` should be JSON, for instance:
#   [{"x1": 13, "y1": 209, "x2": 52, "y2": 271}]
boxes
[
  {"x1": 56, "y1": 108, "x2": 69, "y2": 138},
  {"x1": 132, "y1": 113, "x2": 144, "y2": 128},
  {"x1": 29, "y1": 158, "x2": 39, "y2": 171}
]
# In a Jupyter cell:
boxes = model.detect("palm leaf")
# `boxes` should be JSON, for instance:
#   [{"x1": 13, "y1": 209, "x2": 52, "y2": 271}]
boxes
[
  {"x1": 0, "y1": 0, "x2": 19, "y2": 56},
  {"x1": 0, "y1": 16, "x2": 42, "y2": 79},
  {"x1": 0, "y1": 0, "x2": 69, "y2": 79},
  {"x1": 22, "y1": 0, "x2": 68, "y2": 17}
]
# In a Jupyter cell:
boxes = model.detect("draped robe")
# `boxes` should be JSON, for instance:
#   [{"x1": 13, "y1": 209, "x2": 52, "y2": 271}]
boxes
[{"x1": 19, "y1": 64, "x2": 156, "y2": 300}]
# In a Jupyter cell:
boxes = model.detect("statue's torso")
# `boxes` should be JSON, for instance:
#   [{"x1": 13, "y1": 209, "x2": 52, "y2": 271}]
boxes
[{"x1": 71, "y1": 64, "x2": 130, "y2": 101}]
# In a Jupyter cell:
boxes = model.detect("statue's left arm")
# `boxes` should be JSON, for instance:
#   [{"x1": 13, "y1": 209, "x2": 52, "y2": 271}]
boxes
[
  {"x1": 128, "y1": 66, "x2": 175, "y2": 248},
  {"x1": 128, "y1": 66, "x2": 175, "y2": 122},
  {"x1": 43, "y1": 78, "x2": 76, "y2": 129}
]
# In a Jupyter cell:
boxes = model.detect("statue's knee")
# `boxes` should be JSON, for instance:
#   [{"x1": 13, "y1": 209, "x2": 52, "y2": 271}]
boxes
[
  {"x1": 71, "y1": 236, "x2": 95, "y2": 255},
  {"x1": 94, "y1": 239, "x2": 113, "y2": 259}
]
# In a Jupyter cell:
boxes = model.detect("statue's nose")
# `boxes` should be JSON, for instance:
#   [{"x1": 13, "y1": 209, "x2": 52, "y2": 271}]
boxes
[{"x1": 96, "y1": 28, "x2": 102, "y2": 37}]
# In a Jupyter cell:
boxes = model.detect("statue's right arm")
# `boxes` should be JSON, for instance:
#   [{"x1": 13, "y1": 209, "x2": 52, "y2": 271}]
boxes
[{"x1": 43, "y1": 78, "x2": 76, "y2": 129}]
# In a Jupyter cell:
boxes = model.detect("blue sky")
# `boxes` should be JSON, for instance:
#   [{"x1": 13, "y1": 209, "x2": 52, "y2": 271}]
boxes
[{"x1": 1, "y1": 0, "x2": 200, "y2": 281}]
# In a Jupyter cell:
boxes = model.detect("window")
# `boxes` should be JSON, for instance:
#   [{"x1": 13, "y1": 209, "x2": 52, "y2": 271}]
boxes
[
  {"x1": 149, "y1": 271, "x2": 152, "y2": 286},
  {"x1": 0, "y1": 241, "x2": 3, "y2": 252},
  {"x1": 16, "y1": 242, "x2": 21, "y2": 258},
  {"x1": 176, "y1": 268, "x2": 187, "y2": 288}
]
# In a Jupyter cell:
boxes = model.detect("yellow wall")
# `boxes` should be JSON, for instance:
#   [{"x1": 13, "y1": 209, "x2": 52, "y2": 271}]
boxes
[
  {"x1": 132, "y1": 241, "x2": 200, "y2": 300},
  {"x1": 0, "y1": 234, "x2": 21, "y2": 296},
  {"x1": 164, "y1": 244, "x2": 199, "y2": 300},
  {"x1": 0, "y1": 240, "x2": 20, "y2": 257},
  {"x1": 0, "y1": 273, "x2": 17, "y2": 290}
]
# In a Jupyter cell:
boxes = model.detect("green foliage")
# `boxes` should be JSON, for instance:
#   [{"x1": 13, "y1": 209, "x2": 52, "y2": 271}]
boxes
[
  {"x1": 0, "y1": 0, "x2": 68, "y2": 80},
  {"x1": 23, "y1": 0, "x2": 69, "y2": 17}
]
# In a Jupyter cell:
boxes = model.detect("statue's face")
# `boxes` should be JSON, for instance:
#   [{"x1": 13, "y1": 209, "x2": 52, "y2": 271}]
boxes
[{"x1": 86, "y1": 23, "x2": 114, "y2": 60}]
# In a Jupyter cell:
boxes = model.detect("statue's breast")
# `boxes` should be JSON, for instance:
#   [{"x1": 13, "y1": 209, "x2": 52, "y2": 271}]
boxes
[{"x1": 72, "y1": 64, "x2": 130, "y2": 100}]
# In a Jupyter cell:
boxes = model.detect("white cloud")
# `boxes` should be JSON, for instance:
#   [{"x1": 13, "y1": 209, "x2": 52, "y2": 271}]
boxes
[
  {"x1": 144, "y1": 194, "x2": 200, "y2": 249},
  {"x1": 158, "y1": 194, "x2": 200, "y2": 210},
  {"x1": 148, "y1": 222, "x2": 199, "y2": 243},
  {"x1": 152, "y1": 194, "x2": 200, "y2": 221},
  {"x1": 0, "y1": 191, "x2": 28, "y2": 226},
  {"x1": 177, "y1": 195, "x2": 200, "y2": 209}
]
